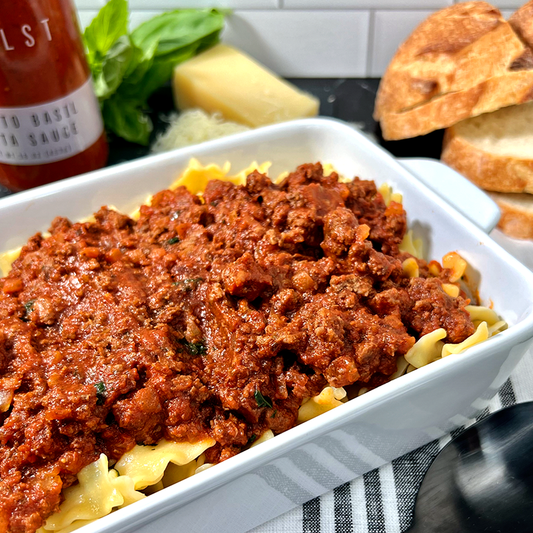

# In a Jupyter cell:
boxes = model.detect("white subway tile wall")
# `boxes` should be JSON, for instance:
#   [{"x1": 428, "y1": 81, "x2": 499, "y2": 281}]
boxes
[
  {"x1": 283, "y1": 0, "x2": 452, "y2": 7},
  {"x1": 74, "y1": 0, "x2": 524, "y2": 77},
  {"x1": 223, "y1": 11, "x2": 370, "y2": 77},
  {"x1": 370, "y1": 10, "x2": 434, "y2": 77}
]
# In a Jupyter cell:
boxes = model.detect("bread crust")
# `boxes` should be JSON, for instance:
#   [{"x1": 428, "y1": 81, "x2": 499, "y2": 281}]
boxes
[
  {"x1": 509, "y1": 0, "x2": 533, "y2": 48},
  {"x1": 375, "y1": 3, "x2": 505, "y2": 119},
  {"x1": 442, "y1": 123, "x2": 533, "y2": 193},
  {"x1": 375, "y1": 1, "x2": 533, "y2": 140},
  {"x1": 489, "y1": 192, "x2": 533, "y2": 239},
  {"x1": 379, "y1": 70, "x2": 533, "y2": 140}
]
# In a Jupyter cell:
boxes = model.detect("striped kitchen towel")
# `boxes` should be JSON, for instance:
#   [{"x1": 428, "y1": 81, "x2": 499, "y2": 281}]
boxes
[{"x1": 252, "y1": 348, "x2": 533, "y2": 533}]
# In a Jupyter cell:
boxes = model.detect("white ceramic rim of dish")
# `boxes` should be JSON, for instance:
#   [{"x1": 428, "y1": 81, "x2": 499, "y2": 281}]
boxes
[{"x1": 3, "y1": 117, "x2": 533, "y2": 533}]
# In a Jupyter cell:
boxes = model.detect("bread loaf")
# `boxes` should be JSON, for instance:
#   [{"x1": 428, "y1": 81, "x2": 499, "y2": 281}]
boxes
[
  {"x1": 439, "y1": 2, "x2": 533, "y2": 239},
  {"x1": 488, "y1": 191, "x2": 533, "y2": 239},
  {"x1": 441, "y1": 101, "x2": 533, "y2": 193},
  {"x1": 509, "y1": 0, "x2": 533, "y2": 49},
  {"x1": 374, "y1": 2, "x2": 533, "y2": 140}
]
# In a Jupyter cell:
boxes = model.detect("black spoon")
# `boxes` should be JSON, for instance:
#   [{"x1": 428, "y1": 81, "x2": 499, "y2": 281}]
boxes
[{"x1": 408, "y1": 402, "x2": 533, "y2": 533}]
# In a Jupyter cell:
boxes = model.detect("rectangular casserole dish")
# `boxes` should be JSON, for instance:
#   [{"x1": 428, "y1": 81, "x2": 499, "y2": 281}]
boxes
[{"x1": 2, "y1": 118, "x2": 533, "y2": 533}]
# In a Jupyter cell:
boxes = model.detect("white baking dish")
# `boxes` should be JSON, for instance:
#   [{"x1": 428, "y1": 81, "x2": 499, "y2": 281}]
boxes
[{"x1": 3, "y1": 118, "x2": 533, "y2": 533}]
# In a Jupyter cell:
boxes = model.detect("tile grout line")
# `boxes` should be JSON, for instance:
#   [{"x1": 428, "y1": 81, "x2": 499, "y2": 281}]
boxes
[{"x1": 366, "y1": 9, "x2": 375, "y2": 78}]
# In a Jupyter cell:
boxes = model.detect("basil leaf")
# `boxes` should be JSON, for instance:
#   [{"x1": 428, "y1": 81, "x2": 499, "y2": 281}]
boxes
[
  {"x1": 83, "y1": 0, "x2": 128, "y2": 68},
  {"x1": 129, "y1": 52, "x2": 192, "y2": 102},
  {"x1": 117, "y1": 48, "x2": 178, "y2": 101},
  {"x1": 102, "y1": 97, "x2": 152, "y2": 145},
  {"x1": 123, "y1": 39, "x2": 158, "y2": 84},
  {"x1": 193, "y1": 28, "x2": 224, "y2": 55},
  {"x1": 23, "y1": 299, "x2": 35, "y2": 314},
  {"x1": 254, "y1": 390, "x2": 273, "y2": 409},
  {"x1": 131, "y1": 9, "x2": 225, "y2": 57},
  {"x1": 94, "y1": 35, "x2": 134, "y2": 100},
  {"x1": 174, "y1": 278, "x2": 203, "y2": 291},
  {"x1": 22, "y1": 299, "x2": 35, "y2": 321},
  {"x1": 94, "y1": 381, "x2": 107, "y2": 405},
  {"x1": 178, "y1": 338, "x2": 207, "y2": 356}
]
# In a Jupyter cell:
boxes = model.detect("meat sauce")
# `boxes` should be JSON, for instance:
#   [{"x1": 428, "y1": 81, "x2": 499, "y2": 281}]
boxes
[{"x1": 0, "y1": 163, "x2": 475, "y2": 532}]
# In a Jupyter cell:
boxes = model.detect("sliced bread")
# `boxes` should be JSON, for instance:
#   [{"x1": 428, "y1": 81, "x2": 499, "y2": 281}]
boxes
[
  {"x1": 374, "y1": 2, "x2": 533, "y2": 140},
  {"x1": 488, "y1": 191, "x2": 533, "y2": 239},
  {"x1": 441, "y1": 101, "x2": 533, "y2": 193}
]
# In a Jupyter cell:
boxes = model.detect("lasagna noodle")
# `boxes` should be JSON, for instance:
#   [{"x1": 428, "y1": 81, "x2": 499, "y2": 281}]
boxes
[
  {"x1": 38, "y1": 455, "x2": 143, "y2": 532},
  {"x1": 10, "y1": 160, "x2": 506, "y2": 533},
  {"x1": 297, "y1": 387, "x2": 347, "y2": 423},
  {"x1": 114, "y1": 438, "x2": 216, "y2": 491}
]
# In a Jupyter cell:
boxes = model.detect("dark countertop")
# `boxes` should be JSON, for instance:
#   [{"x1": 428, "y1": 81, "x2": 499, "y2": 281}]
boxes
[{"x1": 0, "y1": 78, "x2": 446, "y2": 199}]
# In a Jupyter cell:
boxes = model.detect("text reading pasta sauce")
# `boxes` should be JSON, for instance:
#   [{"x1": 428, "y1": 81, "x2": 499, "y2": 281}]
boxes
[{"x1": 0, "y1": 0, "x2": 107, "y2": 191}]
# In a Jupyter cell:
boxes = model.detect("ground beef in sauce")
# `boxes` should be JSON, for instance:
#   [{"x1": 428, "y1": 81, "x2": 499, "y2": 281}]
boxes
[{"x1": 0, "y1": 163, "x2": 475, "y2": 533}]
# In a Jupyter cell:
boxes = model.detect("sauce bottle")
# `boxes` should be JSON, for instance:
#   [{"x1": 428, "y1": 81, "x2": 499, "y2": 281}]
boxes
[{"x1": 0, "y1": 0, "x2": 108, "y2": 191}]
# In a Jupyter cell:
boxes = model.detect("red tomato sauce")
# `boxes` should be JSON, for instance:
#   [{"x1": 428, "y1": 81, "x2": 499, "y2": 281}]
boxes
[{"x1": 0, "y1": 164, "x2": 474, "y2": 532}]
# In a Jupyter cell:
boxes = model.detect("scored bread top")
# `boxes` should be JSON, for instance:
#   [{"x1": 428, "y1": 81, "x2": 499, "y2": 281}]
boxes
[
  {"x1": 510, "y1": 0, "x2": 533, "y2": 49},
  {"x1": 374, "y1": 2, "x2": 533, "y2": 140},
  {"x1": 375, "y1": 3, "x2": 506, "y2": 118}
]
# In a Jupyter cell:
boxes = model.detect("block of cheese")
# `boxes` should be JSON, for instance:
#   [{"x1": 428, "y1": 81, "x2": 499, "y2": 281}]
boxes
[{"x1": 172, "y1": 44, "x2": 320, "y2": 128}]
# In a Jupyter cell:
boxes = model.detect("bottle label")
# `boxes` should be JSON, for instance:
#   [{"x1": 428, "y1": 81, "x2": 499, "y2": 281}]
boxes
[{"x1": 0, "y1": 77, "x2": 104, "y2": 165}]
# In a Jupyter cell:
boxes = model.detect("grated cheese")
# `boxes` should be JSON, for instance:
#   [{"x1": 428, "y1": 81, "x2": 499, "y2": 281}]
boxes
[{"x1": 151, "y1": 109, "x2": 250, "y2": 153}]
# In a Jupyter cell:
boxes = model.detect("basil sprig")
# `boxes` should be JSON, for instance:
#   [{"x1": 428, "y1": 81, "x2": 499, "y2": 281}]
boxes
[{"x1": 83, "y1": 0, "x2": 227, "y2": 145}]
